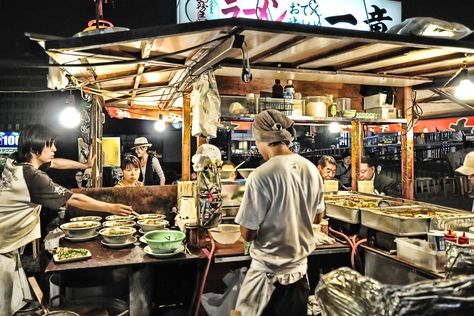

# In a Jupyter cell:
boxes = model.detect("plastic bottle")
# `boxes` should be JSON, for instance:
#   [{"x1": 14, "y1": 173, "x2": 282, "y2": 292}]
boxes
[
  {"x1": 272, "y1": 79, "x2": 284, "y2": 98},
  {"x1": 444, "y1": 229, "x2": 457, "y2": 243},
  {"x1": 320, "y1": 219, "x2": 329, "y2": 235},
  {"x1": 283, "y1": 80, "x2": 295, "y2": 100},
  {"x1": 458, "y1": 232, "x2": 469, "y2": 245}
]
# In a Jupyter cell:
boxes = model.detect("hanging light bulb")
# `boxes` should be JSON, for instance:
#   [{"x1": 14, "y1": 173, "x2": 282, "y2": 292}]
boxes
[
  {"x1": 59, "y1": 106, "x2": 81, "y2": 128},
  {"x1": 328, "y1": 122, "x2": 341, "y2": 133},
  {"x1": 455, "y1": 67, "x2": 474, "y2": 100},
  {"x1": 154, "y1": 114, "x2": 166, "y2": 132}
]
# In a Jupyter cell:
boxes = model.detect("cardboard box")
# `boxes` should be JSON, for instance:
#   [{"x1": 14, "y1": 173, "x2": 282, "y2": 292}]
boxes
[{"x1": 363, "y1": 93, "x2": 394, "y2": 110}]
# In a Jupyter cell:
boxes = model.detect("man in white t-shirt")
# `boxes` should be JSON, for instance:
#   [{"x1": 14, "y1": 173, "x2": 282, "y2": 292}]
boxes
[{"x1": 235, "y1": 110, "x2": 325, "y2": 316}]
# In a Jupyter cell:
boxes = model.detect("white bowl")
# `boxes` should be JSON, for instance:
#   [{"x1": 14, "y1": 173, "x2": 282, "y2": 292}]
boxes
[
  {"x1": 209, "y1": 224, "x2": 241, "y2": 244},
  {"x1": 102, "y1": 220, "x2": 136, "y2": 228},
  {"x1": 137, "y1": 213, "x2": 166, "y2": 221},
  {"x1": 105, "y1": 215, "x2": 136, "y2": 221},
  {"x1": 60, "y1": 221, "x2": 100, "y2": 238},
  {"x1": 70, "y1": 216, "x2": 102, "y2": 222},
  {"x1": 137, "y1": 219, "x2": 170, "y2": 233},
  {"x1": 237, "y1": 168, "x2": 255, "y2": 179},
  {"x1": 99, "y1": 227, "x2": 136, "y2": 244}
]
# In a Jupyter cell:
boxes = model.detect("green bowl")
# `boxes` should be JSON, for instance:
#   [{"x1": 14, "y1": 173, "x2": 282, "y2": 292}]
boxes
[{"x1": 143, "y1": 230, "x2": 186, "y2": 254}]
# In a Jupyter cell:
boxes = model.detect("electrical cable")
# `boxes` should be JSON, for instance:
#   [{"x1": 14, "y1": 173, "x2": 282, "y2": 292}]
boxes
[{"x1": 362, "y1": 0, "x2": 372, "y2": 32}]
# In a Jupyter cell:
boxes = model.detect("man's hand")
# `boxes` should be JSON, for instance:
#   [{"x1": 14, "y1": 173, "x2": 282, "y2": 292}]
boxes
[
  {"x1": 240, "y1": 226, "x2": 258, "y2": 242},
  {"x1": 108, "y1": 203, "x2": 133, "y2": 216},
  {"x1": 85, "y1": 152, "x2": 96, "y2": 169}
]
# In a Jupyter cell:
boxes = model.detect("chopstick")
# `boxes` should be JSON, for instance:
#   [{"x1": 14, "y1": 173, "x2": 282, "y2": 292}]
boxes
[{"x1": 131, "y1": 210, "x2": 140, "y2": 217}]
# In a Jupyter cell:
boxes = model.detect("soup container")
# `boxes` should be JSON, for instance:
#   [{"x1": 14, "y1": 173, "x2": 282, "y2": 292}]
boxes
[
  {"x1": 102, "y1": 220, "x2": 135, "y2": 228},
  {"x1": 208, "y1": 224, "x2": 241, "y2": 244},
  {"x1": 144, "y1": 230, "x2": 186, "y2": 254},
  {"x1": 60, "y1": 221, "x2": 101, "y2": 238},
  {"x1": 138, "y1": 219, "x2": 169, "y2": 233},
  {"x1": 99, "y1": 227, "x2": 136, "y2": 244}
]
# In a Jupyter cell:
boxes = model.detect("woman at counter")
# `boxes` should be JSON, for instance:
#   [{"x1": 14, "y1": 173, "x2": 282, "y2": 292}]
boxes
[
  {"x1": 115, "y1": 155, "x2": 143, "y2": 188},
  {"x1": 0, "y1": 124, "x2": 133, "y2": 316},
  {"x1": 132, "y1": 137, "x2": 166, "y2": 185}
]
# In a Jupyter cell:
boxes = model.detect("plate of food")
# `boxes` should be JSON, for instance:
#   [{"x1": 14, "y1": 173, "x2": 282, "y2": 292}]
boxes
[
  {"x1": 53, "y1": 247, "x2": 91, "y2": 263},
  {"x1": 70, "y1": 216, "x2": 102, "y2": 222},
  {"x1": 105, "y1": 215, "x2": 136, "y2": 221}
]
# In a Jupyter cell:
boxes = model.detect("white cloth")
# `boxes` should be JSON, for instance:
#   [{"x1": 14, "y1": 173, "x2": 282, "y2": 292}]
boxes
[
  {"x1": 0, "y1": 250, "x2": 33, "y2": 316},
  {"x1": 191, "y1": 71, "x2": 221, "y2": 138},
  {"x1": 235, "y1": 154, "x2": 324, "y2": 315}
]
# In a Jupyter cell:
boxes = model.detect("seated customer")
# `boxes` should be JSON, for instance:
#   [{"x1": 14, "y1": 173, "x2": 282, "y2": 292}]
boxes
[
  {"x1": 359, "y1": 156, "x2": 400, "y2": 197},
  {"x1": 317, "y1": 155, "x2": 337, "y2": 180},
  {"x1": 115, "y1": 155, "x2": 143, "y2": 188},
  {"x1": 336, "y1": 153, "x2": 352, "y2": 190}
]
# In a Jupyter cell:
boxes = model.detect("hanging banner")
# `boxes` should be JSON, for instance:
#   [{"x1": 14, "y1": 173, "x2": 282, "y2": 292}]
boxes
[{"x1": 177, "y1": 0, "x2": 401, "y2": 32}]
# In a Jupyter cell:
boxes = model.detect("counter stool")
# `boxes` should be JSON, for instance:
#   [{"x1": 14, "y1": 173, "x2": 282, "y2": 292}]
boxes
[
  {"x1": 455, "y1": 175, "x2": 469, "y2": 196},
  {"x1": 438, "y1": 177, "x2": 457, "y2": 198},
  {"x1": 415, "y1": 177, "x2": 435, "y2": 194}
]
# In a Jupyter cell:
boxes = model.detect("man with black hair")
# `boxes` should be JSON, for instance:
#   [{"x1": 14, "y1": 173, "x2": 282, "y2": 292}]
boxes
[
  {"x1": 336, "y1": 152, "x2": 352, "y2": 190},
  {"x1": 0, "y1": 124, "x2": 133, "y2": 315},
  {"x1": 359, "y1": 156, "x2": 400, "y2": 197}
]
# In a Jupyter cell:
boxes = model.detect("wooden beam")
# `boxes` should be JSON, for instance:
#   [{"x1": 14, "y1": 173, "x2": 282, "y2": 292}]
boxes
[
  {"x1": 403, "y1": 60, "x2": 474, "y2": 77},
  {"x1": 91, "y1": 96, "x2": 103, "y2": 187},
  {"x1": 368, "y1": 52, "x2": 462, "y2": 74},
  {"x1": 182, "y1": 94, "x2": 191, "y2": 181},
  {"x1": 351, "y1": 122, "x2": 363, "y2": 191},
  {"x1": 335, "y1": 47, "x2": 415, "y2": 70},
  {"x1": 129, "y1": 40, "x2": 154, "y2": 107},
  {"x1": 401, "y1": 86, "x2": 414, "y2": 200},
  {"x1": 250, "y1": 35, "x2": 307, "y2": 63},
  {"x1": 291, "y1": 42, "x2": 366, "y2": 67}
]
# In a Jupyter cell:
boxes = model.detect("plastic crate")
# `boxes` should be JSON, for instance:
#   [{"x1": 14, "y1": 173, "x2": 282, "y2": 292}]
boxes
[{"x1": 395, "y1": 238, "x2": 446, "y2": 272}]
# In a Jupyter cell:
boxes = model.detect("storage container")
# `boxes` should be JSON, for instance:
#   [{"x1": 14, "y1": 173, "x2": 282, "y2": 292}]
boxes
[
  {"x1": 395, "y1": 238, "x2": 446, "y2": 272},
  {"x1": 366, "y1": 107, "x2": 397, "y2": 119},
  {"x1": 363, "y1": 93, "x2": 394, "y2": 110},
  {"x1": 305, "y1": 96, "x2": 328, "y2": 117}
]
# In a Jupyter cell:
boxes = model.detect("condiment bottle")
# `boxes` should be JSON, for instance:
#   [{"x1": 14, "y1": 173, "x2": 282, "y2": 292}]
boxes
[
  {"x1": 320, "y1": 219, "x2": 329, "y2": 235},
  {"x1": 272, "y1": 79, "x2": 284, "y2": 98},
  {"x1": 444, "y1": 229, "x2": 457, "y2": 243},
  {"x1": 458, "y1": 232, "x2": 469, "y2": 245},
  {"x1": 283, "y1": 80, "x2": 295, "y2": 100}
]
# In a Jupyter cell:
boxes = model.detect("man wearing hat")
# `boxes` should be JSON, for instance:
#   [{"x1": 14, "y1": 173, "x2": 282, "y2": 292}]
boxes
[
  {"x1": 132, "y1": 137, "x2": 165, "y2": 186},
  {"x1": 235, "y1": 110, "x2": 325, "y2": 315},
  {"x1": 455, "y1": 151, "x2": 474, "y2": 212}
]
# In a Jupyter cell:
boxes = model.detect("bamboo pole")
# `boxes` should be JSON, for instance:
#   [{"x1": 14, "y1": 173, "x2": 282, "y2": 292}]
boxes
[
  {"x1": 351, "y1": 121, "x2": 363, "y2": 191},
  {"x1": 182, "y1": 94, "x2": 191, "y2": 180},
  {"x1": 401, "y1": 86, "x2": 414, "y2": 199}
]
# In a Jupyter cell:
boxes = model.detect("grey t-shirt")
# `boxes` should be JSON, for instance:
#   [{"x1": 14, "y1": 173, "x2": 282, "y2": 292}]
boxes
[{"x1": 235, "y1": 154, "x2": 324, "y2": 270}]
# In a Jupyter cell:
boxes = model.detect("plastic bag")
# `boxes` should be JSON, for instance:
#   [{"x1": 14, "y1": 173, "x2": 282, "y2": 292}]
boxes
[
  {"x1": 201, "y1": 267, "x2": 247, "y2": 316},
  {"x1": 191, "y1": 71, "x2": 221, "y2": 138},
  {"x1": 388, "y1": 17, "x2": 473, "y2": 40},
  {"x1": 446, "y1": 241, "x2": 474, "y2": 277}
]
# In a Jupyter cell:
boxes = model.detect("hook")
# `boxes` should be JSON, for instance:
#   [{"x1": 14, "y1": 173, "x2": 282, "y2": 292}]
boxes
[{"x1": 241, "y1": 42, "x2": 252, "y2": 83}]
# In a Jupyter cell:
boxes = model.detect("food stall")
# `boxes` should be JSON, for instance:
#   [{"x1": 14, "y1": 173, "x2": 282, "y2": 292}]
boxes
[{"x1": 26, "y1": 18, "x2": 474, "y2": 314}]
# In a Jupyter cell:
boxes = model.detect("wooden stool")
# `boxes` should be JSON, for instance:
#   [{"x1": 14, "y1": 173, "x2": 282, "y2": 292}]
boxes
[
  {"x1": 438, "y1": 177, "x2": 457, "y2": 198},
  {"x1": 415, "y1": 177, "x2": 434, "y2": 193},
  {"x1": 455, "y1": 175, "x2": 470, "y2": 196}
]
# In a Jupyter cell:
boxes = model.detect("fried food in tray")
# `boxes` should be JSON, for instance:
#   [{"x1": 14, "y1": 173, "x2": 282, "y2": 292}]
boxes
[
  {"x1": 367, "y1": 207, "x2": 466, "y2": 219},
  {"x1": 53, "y1": 247, "x2": 91, "y2": 263},
  {"x1": 324, "y1": 195, "x2": 381, "y2": 208}
]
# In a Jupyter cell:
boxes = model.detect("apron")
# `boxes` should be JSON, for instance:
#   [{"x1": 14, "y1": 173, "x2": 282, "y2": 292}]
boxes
[
  {"x1": 236, "y1": 258, "x2": 307, "y2": 316},
  {"x1": 0, "y1": 250, "x2": 33, "y2": 316}
]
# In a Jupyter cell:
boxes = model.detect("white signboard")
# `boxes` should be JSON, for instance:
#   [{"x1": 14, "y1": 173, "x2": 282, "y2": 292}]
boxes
[{"x1": 177, "y1": 0, "x2": 401, "y2": 32}]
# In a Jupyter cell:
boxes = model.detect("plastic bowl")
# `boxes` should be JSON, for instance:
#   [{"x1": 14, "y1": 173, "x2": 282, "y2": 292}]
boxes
[
  {"x1": 60, "y1": 221, "x2": 101, "y2": 238},
  {"x1": 137, "y1": 219, "x2": 169, "y2": 233},
  {"x1": 144, "y1": 230, "x2": 186, "y2": 254},
  {"x1": 237, "y1": 168, "x2": 255, "y2": 179},
  {"x1": 99, "y1": 227, "x2": 136, "y2": 244},
  {"x1": 137, "y1": 213, "x2": 166, "y2": 221},
  {"x1": 209, "y1": 224, "x2": 241, "y2": 244}
]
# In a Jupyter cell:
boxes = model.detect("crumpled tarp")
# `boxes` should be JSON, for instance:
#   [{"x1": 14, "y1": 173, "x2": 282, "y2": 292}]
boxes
[{"x1": 316, "y1": 267, "x2": 474, "y2": 316}]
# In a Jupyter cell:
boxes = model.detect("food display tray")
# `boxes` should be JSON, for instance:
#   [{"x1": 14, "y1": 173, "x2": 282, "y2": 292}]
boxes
[
  {"x1": 325, "y1": 204, "x2": 361, "y2": 224},
  {"x1": 360, "y1": 206, "x2": 469, "y2": 236},
  {"x1": 53, "y1": 249, "x2": 92, "y2": 264}
]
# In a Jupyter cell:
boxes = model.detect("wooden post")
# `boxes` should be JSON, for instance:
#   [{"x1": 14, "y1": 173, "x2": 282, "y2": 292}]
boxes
[
  {"x1": 351, "y1": 122, "x2": 363, "y2": 191},
  {"x1": 91, "y1": 96, "x2": 103, "y2": 187},
  {"x1": 182, "y1": 94, "x2": 191, "y2": 181},
  {"x1": 401, "y1": 86, "x2": 414, "y2": 199}
]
